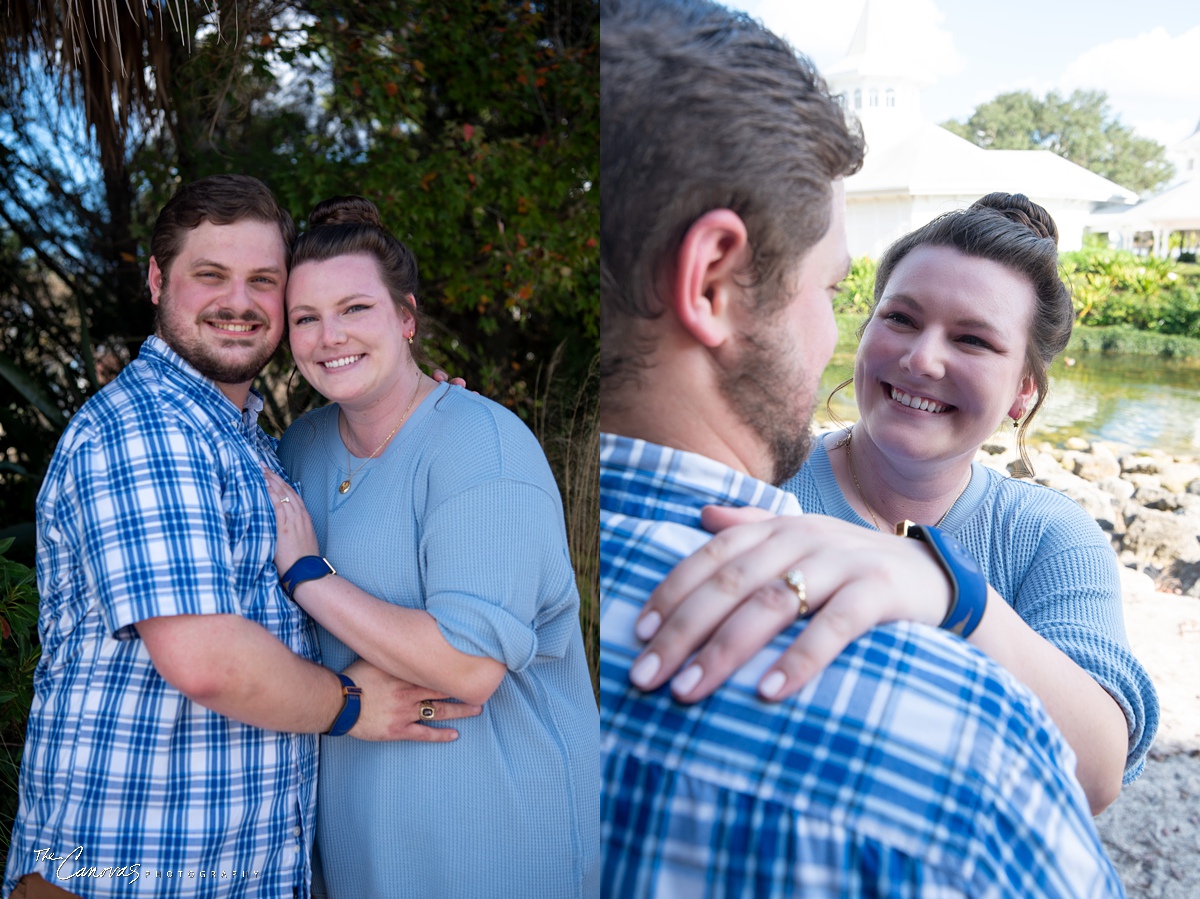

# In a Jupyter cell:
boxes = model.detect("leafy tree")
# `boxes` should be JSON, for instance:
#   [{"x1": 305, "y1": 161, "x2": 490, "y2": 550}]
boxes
[
  {"x1": 0, "y1": 0, "x2": 598, "y2": 552},
  {"x1": 942, "y1": 89, "x2": 1174, "y2": 195},
  {"x1": 276, "y1": 0, "x2": 599, "y2": 414}
]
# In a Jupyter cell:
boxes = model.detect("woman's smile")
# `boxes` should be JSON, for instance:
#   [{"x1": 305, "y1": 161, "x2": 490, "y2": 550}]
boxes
[{"x1": 882, "y1": 382, "x2": 954, "y2": 414}]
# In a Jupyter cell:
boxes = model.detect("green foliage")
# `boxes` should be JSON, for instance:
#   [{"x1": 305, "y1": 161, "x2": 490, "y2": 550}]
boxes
[
  {"x1": 833, "y1": 256, "x2": 877, "y2": 316},
  {"x1": 0, "y1": 538, "x2": 37, "y2": 725},
  {"x1": 1067, "y1": 325, "x2": 1200, "y2": 359},
  {"x1": 830, "y1": 245, "x2": 1200, "y2": 353},
  {"x1": 942, "y1": 89, "x2": 1174, "y2": 194},
  {"x1": 0, "y1": 537, "x2": 39, "y2": 862},
  {"x1": 1061, "y1": 246, "x2": 1200, "y2": 339},
  {"x1": 271, "y1": 0, "x2": 598, "y2": 414}
]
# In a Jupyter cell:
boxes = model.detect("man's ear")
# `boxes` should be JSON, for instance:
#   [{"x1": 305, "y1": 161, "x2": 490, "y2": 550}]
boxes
[
  {"x1": 670, "y1": 210, "x2": 751, "y2": 348},
  {"x1": 148, "y1": 257, "x2": 165, "y2": 306}
]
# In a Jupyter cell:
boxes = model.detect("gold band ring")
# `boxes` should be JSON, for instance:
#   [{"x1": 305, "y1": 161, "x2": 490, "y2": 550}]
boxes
[
  {"x1": 784, "y1": 569, "x2": 809, "y2": 618},
  {"x1": 419, "y1": 700, "x2": 436, "y2": 720}
]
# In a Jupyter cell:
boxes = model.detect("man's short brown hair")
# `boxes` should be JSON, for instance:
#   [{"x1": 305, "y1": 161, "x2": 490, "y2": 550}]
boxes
[
  {"x1": 600, "y1": 0, "x2": 865, "y2": 386},
  {"x1": 150, "y1": 174, "x2": 297, "y2": 282}
]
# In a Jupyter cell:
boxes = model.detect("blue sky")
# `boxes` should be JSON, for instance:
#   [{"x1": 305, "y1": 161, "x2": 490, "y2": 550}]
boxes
[{"x1": 723, "y1": 0, "x2": 1200, "y2": 147}]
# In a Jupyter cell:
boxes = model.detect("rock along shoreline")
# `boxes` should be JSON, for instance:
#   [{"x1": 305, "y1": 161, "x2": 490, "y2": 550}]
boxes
[{"x1": 969, "y1": 433, "x2": 1200, "y2": 897}]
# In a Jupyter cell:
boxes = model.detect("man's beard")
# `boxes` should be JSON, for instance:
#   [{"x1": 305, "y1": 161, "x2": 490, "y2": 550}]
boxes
[
  {"x1": 156, "y1": 290, "x2": 279, "y2": 388},
  {"x1": 718, "y1": 326, "x2": 818, "y2": 486}
]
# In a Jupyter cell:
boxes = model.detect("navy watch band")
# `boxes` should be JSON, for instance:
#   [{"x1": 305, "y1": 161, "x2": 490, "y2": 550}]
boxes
[
  {"x1": 280, "y1": 555, "x2": 335, "y2": 600},
  {"x1": 896, "y1": 521, "x2": 988, "y2": 638},
  {"x1": 325, "y1": 673, "x2": 363, "y2": 736}
]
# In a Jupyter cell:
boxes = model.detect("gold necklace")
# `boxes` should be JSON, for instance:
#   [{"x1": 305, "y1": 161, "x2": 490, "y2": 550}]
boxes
[
  {"x1": 843, "y1": 428, "x2": 968, "y2": 532},
  {"x1": 338, "y1": 375, "x2": 423, "y2": 494}
]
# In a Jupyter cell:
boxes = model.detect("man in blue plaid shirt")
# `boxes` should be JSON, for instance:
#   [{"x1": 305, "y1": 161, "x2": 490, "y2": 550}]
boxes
[
  {"x1": 4, "y1": 176, "x2": 439, "y2": 899},
  {"x1": 599, "y1": 1, "x2": 1124, "y2": 895}
]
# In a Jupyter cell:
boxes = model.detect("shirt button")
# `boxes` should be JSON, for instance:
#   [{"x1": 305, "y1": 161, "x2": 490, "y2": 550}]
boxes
[{"x1": 292, "y1": 826, "x2": 302, "y2": 837}]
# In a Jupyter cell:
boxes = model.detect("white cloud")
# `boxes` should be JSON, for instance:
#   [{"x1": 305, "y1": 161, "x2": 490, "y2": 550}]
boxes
[
  {"x1": 1060, "y1": 25, "x2": 1200, "y2": 100},
  {"x1": 726, "y1": 0, "x2": 859, "y2": 64},
  {"x1": 726, "y1": 0, "x2": 961, "y2": 79},
  {"x1": 1058, "y1": 25, "x2": 1200, "y2": 145}
]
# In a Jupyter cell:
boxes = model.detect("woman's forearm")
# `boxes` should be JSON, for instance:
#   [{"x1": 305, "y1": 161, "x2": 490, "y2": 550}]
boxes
[
  {"x1": 291, "y1": 574, "x2": 506, "y2": 706},
  {"x1": 969, "y1": 589, "x2": 1128, "y2": 815}
]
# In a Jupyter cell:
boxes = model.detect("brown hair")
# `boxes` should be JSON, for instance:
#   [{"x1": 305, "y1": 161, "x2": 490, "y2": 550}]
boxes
[
  {"x1": 151, "y1": 174, "x2": 296, "y2": 281},
  {"x1": 600, "y1": 0, "x2": 865, "y2": 389},
  {"x1": 857, "y1": 192, "x2": 1072, "y2": 476},
  {"x1": 290, "y1": 195, "x2": 427, "y2": 366}
]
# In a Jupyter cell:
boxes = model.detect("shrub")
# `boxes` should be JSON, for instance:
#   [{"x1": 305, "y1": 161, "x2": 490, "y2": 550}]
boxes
[
  {"x1": 0, "y1": 538, "x2": 39, "y2": 869},
  {"x1": 833, "y1": 256, "x2": 877, "y2": 316},
  {"x1": 1060, "y1": 246, "x2": 1200, "y2": 340}
]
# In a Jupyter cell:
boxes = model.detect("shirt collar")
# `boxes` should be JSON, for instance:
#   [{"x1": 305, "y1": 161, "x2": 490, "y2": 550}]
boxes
[
  {"x1": 139, "y1": 335, "x2": 266, "y2": 422},
  {"x1": 600, "y1": 433, "x2": 801, "y2": 528}
]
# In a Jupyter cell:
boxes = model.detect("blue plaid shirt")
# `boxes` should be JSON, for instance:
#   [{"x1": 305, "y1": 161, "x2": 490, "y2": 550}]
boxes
[
  {"x1": 5, "y1": 337, "x2": 320, "y2": 898},
  {"x1": 600, "y1": 433, "x2": 1125, "y2": 898}
]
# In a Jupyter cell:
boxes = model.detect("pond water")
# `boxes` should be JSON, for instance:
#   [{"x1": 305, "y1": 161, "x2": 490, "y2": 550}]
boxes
[{"x1": 818, "y1": 351, "x2": 1200, "y2": 457}]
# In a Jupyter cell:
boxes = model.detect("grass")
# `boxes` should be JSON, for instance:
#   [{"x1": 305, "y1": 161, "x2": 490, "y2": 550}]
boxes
[{"x1": 533, "y1": 348, "x2": 600, "y2": 702}]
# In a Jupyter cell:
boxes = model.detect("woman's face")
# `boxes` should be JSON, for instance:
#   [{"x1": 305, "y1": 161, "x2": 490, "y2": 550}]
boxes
[
  {"x1": 854, "y1": 245, "x2": 1037, "y2": 467},
  {"x1": 286, "y1": 253, "x2": 414, "y2": 409}
]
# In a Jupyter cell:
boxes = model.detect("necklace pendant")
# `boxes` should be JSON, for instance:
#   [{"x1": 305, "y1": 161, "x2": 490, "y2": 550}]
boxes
[{"x1": 339, "y1": 479, "x2": 351, "y2": 494}]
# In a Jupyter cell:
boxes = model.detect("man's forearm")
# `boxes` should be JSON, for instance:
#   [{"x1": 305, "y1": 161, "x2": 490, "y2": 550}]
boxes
[{"x1": 137, "y1": 613, "x2": 343, "y2": 733}]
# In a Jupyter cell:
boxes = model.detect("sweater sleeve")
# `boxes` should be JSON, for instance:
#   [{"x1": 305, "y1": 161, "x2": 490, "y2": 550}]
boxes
[
  {"x1": 1008, "y1": 492, "x2": 1159, "y2": 783},
  {"x1": 417, "y1": 394, "x2": 581, "y2": 672}
]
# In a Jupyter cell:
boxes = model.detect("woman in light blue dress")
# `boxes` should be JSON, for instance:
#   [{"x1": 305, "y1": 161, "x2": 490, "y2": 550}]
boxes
[
  {"x1": 264, "y1": 195, "x2": 598, "y2": 898},
  {"x1": 627, "y1": 193, "x2": 1156, "y2": 816}
]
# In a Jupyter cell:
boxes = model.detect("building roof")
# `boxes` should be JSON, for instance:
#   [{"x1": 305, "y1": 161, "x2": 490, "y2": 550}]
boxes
[
  {"x1": 1090, "y1": 178, "x2": 1200, "y2": 232},
  {"x1": 848, "y1": 122, "x2": 1138, "y2": 203}
]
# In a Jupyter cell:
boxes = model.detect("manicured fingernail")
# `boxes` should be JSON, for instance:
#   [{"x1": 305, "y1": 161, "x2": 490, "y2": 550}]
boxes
[
  {"x1": 630, "y1": 652, "x2": 661, "y2": 688},
  {"x1": 635, "y1": 610, "x2": 661, "y2": 641},
  {"x1": 672, "y1": 664, "x2": 703, "y2": 697},
  {"x1": 759, "y1": 670, "x2": 787, "y2": 699}
]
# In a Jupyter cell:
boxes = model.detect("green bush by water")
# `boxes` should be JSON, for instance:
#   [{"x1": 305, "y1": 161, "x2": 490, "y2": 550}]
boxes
[
  {"x1": 1066, "y1": 325, "x2": 1200, "y2": 359},
  {"x1": 834, "y1": 246, "x2": 1200, "y2": 346}
]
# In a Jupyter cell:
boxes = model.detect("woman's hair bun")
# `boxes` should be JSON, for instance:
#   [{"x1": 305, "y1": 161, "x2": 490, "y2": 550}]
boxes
[
  {"x1": 307, "y1": 195, "x2": 383, "y2": 229},
  {"x1": 971, "y1": 192, "x2": 1058, "y2": 245}
]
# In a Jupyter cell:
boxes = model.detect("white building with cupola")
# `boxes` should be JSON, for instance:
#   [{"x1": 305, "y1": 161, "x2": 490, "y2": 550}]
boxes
[{"x1": 828, "y1": 0, "x2": 1138, "y2": 259}]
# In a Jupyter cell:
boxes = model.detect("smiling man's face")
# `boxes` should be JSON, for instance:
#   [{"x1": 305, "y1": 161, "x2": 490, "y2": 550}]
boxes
[{"x1": 149, "y1": 218, "x2": 288, "y2": 405}]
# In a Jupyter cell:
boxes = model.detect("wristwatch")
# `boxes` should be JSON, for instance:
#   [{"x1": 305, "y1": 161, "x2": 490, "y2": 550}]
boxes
[
  {"x1": 280, "y1": 555, "x2": 336, "y2": 600},
  {"x1": 895, "y1": 520, "x2": 988, "y2": 638},
  {"x1": 325, "y1": 673, "x2": 363, "y2": 736}
]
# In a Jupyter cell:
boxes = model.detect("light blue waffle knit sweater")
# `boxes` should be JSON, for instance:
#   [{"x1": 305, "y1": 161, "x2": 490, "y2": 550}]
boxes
[
  {"x1": 783, "y1": 436, "x2": 1158, "y2": 783},
  {"x1": 279, "y1": 382, "x2": 599, "y2": 898}
]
